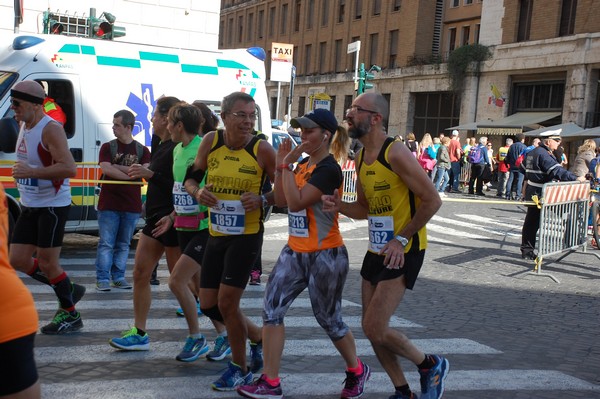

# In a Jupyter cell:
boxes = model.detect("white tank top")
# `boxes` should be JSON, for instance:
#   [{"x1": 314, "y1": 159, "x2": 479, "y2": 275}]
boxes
[{"x1": 15, "y1": 115, "x2": 71, "y2": 207}]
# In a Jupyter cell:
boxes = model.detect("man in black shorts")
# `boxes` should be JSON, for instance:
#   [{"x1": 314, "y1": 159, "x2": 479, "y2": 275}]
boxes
[
  {"x1": 323, "y1": 92, "x2": 449, "y2": 399},
  {"x1": 9, "y1": 80, "x2": 84, "y2": 335}
]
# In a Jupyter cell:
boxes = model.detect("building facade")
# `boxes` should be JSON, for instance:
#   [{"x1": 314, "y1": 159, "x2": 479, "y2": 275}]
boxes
[{"x1": 220, "y1": 0, "x2": 600, "y2": 152}]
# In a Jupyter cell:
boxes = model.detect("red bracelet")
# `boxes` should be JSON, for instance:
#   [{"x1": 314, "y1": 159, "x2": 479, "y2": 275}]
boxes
[{"x1": 277, "y1": 163, "x2": 293, "y2": 171}]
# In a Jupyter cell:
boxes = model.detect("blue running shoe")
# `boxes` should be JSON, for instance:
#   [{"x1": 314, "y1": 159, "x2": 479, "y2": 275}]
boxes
[
  {"x1": 419, "y1": 355, "x2": 449, "y2": 399},
  {"x1": 176, "y1": 335, "x2": 209, "y2": 362},
  {"x1": 109, "y1": 327, "x2": 150, "y2": 351},
  {"x1": 206, "y1": 335, "x2": 232, "y2": 361},
  {"x1": 176, "y1": 301, "x2": 202, "y2": 317},
  {"x1": 249, "y1": 341, "x2": 263, "y2": 373},
  {"x1": 211, "y1": 361, "x2": 252, "y2": 391}
]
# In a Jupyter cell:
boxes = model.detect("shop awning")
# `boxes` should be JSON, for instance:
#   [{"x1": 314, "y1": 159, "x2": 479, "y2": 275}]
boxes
[
  {"x1": 524, "y1": 122, "x2": 583, "y2": 137},
  {"x1": 447, "y1": 112, "x2": 561, "y2": 135},
  {"x1": 477, "y1": 112, "x2": 561, "y2": 136},
  {"x1": 573, "y1": 126, "x2": 600, "y2": 137}
]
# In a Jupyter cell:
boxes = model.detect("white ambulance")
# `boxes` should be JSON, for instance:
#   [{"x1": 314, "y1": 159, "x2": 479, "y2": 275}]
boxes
[{"x1": 0, "y1": 34, "x2": 272, "y2": 233}]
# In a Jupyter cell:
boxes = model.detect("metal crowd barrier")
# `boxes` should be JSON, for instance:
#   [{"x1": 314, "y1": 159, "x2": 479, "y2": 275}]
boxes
[
  {"x1": 533, "y1": 181, "x2": 590, "y2": 283},
  {"x1": 459, "y1": 162, "x2": 471, "y2": 189},
  {"x1": 341, "y1": 160, "x2": 357, "y2": 202}
]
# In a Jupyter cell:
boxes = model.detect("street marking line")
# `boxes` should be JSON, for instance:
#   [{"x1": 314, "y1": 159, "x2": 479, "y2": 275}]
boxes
[
  {"x1": 35, "y1": 338, "x2": 499, "y2": 364},
  {"x1": 432, "y1": 215, "x2": 521, "y2": 237},
  {"x1": 33, "y1": 297, "x2": 360, "y2": 311},
  {"x1": 40, "y1": 370, "x2": 599, "y2": 398},
  {"x1": 38, "y1": 315, "x2": 422, "y2": 332}
]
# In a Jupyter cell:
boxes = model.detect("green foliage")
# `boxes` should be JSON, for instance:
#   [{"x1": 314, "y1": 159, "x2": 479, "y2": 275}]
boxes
[{"x1": 447, "y1": 44, "x2": 491, "y2": 92}]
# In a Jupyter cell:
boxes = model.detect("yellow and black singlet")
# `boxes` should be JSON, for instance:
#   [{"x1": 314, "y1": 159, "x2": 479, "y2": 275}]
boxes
[
  {"x1": 357, "y1": 137, "x2": 427, "y2": 254},
  {"x1": 206, "y1": 130, "x2": 269, "y2": 236}
]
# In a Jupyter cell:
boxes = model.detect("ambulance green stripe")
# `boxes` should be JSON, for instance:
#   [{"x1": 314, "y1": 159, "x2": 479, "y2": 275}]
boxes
[
  {"x1": 81, "y1": 46, "x2": 95, "y2": 55},
  {"x1": 181, "y1": 65, "x2": 218, "y2": 75},
  {"x1": 96, "y1": 56, "x2": 141, "y2": 68},
  {"x1": 139, "y1": 52, "x2": 179, "y2": 63},
  {"x1": 217, "y1": 59, "x2": 247, "y2": 69},
  {"x1": 58, "y1": 44, "x2": 80, "y2": 54}
]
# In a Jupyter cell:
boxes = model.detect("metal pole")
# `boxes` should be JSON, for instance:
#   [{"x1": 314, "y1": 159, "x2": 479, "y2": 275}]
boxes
[{"x1": 275, "y1": 81, "x2": 281, "y2": 123}]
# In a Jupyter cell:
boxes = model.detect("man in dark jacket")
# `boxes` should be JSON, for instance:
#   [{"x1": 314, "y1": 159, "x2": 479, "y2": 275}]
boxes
[
  {"x1": 504, "y1": 133, "x2": 527, "y2": 200},
  {"x1": 520, "y1": 135, "x2": 586, "y2": 259}
]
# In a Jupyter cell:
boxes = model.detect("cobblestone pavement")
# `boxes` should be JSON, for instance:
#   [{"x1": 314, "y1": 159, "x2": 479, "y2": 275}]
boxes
[{"x1": 34, "y1": 193, "x2": 600, "y2": 398}]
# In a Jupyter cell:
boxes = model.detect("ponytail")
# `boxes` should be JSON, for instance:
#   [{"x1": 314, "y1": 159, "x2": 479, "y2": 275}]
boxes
[{"x1": 329, "y1": 124, "x2": 351, "y2": 165}]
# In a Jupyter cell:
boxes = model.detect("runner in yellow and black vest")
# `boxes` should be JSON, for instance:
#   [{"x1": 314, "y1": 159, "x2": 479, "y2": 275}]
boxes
[{"x1": 184, "y1": 92, "x2": 276, "y2": 390}]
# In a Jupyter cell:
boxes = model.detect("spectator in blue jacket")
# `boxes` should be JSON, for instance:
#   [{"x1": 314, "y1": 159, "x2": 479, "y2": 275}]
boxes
[{"x1": 468, "y1": 137, "x2": 490, "y2": 196}]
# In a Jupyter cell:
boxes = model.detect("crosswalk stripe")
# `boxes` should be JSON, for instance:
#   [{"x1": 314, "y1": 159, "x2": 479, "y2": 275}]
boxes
[
  {"x1": 25, "y1": 282, "x2": 267, "y2": 294},
  {"x1": 37, "y1": 315, "x2": 422, "y2": 332},
  {"x1": 426, "y1": 222, "x2": 486, "y2": 239},
  {"x1": 34, "y1": 297, "x2": 360, "y2": 311},
  {"x1": 432, "y1": 215, "x2": 521, "y2": 237},
  {"x1": 40, "y1": 370, "x2": 600, "y2": 398},
  {"x1": 34, "y1": 338, "x2": 500, "y2": 364},
  {"x1": 454, "y1": 213, "x2": 523, "y2": 230}
]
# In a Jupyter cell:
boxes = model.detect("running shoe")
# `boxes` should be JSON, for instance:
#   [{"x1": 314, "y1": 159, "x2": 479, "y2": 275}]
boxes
[
  {"x1": 40, "y1": 309, "x2": 83, "y2": 334},
  {"x1": 341, "y1": 361, "x2": 371, "y2": 399},
  {"x1": 176, "y1": 335, "x2": 209, "y2": 362},
  {"x1": 211, "y1": 361, "x2": 252, "y2": 391},
  {"x1": 249, "y1": 270, "x2": 261, "y2": 285},
  {"x1": 237, "y1": 374, "x2": 283, "y2": 399},
  {"x1": 419, "y1": 355, "x2": 449, "y2": 399},
  {"x1": 175, "y1": 301, "x2": 202, "y2": 317},
  {"x1": 96, "y1": 281, "x2": 111, "y2": 291},
  {"x1": 206, "y1": 335, "x2": 232, "y2": 361},
  {"x1": 71, "y1": 283, "x2": 86, "y2": 304},
  {"x1": 112, "y1": 279, "x2": 133, "y2": 289},
  {"x1": 389, "y1": 392, "x2": 418, "y2": 399},
  {"x1": 249, "y1": 341, "x2": 264, "y2": 373},
  {"x1": 109, "y1": 327, "x2": 150, "y2": 351}
]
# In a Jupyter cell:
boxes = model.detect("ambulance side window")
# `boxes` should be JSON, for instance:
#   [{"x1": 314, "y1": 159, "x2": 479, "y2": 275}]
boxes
[{"x1": 43, "y1": 80, "x2": 75, "y2": 139}]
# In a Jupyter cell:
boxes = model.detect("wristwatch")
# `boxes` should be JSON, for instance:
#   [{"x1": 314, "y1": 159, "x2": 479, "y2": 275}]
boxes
[{"x1": 394, "y1": 235, "x2": 409, "y2": 246}]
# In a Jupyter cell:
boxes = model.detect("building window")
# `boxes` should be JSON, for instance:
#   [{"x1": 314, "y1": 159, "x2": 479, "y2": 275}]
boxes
[
  {"x1": 559, "y1": 0, "x2": 577, "y2": 36},
  {"x1": 475, "y1": 24, "x2": 480, "y2": 43},
  {"x1": 228, "y1": 18, "x2": 233, "y2": 45},
  {"x1": 448, "y1": 28, "x2": 456, "y2": 53},
  {"x1": 517, "y1": 0, "x2": 533, "y2": 42},
  {"x1": 321, "y1": 0, "x2": 329, "y2": 26},
  {"x1": 513, "y1": 81, "x2": 565, "y2": 111},
  {"x1": 343, "y1": 95, "x2": 353, "y2": 120},
  {"x1": 247, "y1": 13, "x2": 254, "y2": 41},
  {"x1": 451, "y1": 0, "x2": 460, "y2": 7},
  {"x1": 335, "y1": 39, "x2": 343, "y2": 72},
  {"x1": 281, "y1": 4, "x2": 289, "y2": 34},
  {"x1": 461, "y1": 26, "x2": 470, "y2": 46},
  {"x1": 298, "y1": 96, "x2": 306, "y2": 116},
  {"x1": 392, "y1": 0, "x2": 401, "y2": 11},
  {"x1": 258, "y1": 10, "x2": 264, "y2": 39},
  {"x1": 319, "y1": 42, "x2": 327, "y2": 73},
  {"x1": 369, "y1": 33, "x2": 378, "y2": 68},
  {"x1": 338, "y1": 0, "x2": 345, "y2": 23},
  {"x1": 413, "y1": 92, "x2": 461, "y2": 139},
  {"x1": 330, "y1": 96, "x2": 336, "y2": 115},
  {"x1": 238, "y1": 16, "x2": 243, "y2": 43},
  {"x1": 304, "y1": 44, "x2": 312, "y2": 75},
  {"x1": 294, "y1": 0, "x2": 301, "y2": 32},
  {"x1": 464, "y1": 0, "x2": 473, "y2": 4},
  {"x1": 307, "y1": 0, "x2": 314, "y2": 29},
  {"x1": 354, "y1": 0, "x2": 362, "y2": 19},
  {"x1": 389, "y1": 30, "x2": 399, "y2": 68},
  {"x1": 219, "y1": 20, "x2": 224, "y2": 47},
  {"x1": 269, "y1": 7, "x2": 276, "y2": 37},
  {"x1": 373, "y1": 0, "x2": 381, "y2": 15}
]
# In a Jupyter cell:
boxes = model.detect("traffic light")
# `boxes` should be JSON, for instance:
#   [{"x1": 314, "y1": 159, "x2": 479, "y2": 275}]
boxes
[
  {"x1": 357, "y1": 63, "x2": 380, "y2": 94},
  {"x1": 90, "y1": 9, "x2": 126, "y2": 40}
]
